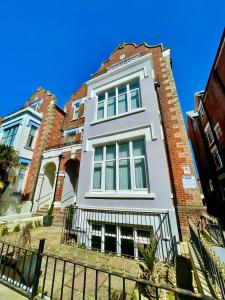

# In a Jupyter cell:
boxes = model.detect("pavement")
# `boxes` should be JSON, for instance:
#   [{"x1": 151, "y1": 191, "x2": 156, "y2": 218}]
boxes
[{"x1": 0, "y1": 284, "x2": 27, "y2": 300}]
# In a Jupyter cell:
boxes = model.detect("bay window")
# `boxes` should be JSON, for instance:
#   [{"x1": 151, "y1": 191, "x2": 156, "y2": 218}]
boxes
[
  {"x1": 1, "y1": 125, "x2": 19, "y2": 146},
  {"x1": 93, "y1": 139, "x2": 147, "y2": 191},
  {"x1": 97, "y1": 79, "x2": 141, "y2": 120}
]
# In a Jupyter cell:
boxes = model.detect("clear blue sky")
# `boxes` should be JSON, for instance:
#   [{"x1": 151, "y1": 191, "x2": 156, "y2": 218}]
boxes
[{"x1": 0, "y1": 0, "x2": 224, "y2": 119}]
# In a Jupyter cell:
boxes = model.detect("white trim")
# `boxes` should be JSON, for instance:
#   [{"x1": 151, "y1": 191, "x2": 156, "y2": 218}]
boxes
[
  {"x1": 87, "y1": 53, "x2": 152, "y2": 86},
  {"x1": 91, "y1": 70, "x2": 146, "y2": 97},
  {"x1": 86, "y1": 125, "x2": 152, "y2": 151},
  {"x1": 85, "y1": 192, "x2": 155, "y2": 199},
  {"x1": 91, "y1": 107, "x2": 146, "y2": 126},
  {"x1": 2, "y1": 106, "x2": 42, "y2": 122}
]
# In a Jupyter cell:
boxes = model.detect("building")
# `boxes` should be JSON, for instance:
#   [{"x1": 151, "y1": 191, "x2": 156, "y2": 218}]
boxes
[
  {"x1": 0, "y1": 87, "x2": 65, "y2": 215},
  {"x1": 187, "y1": 29, "x2": 225, "y2": 226},
  {"x1": 31, "y1": 41, "x2": 203, "y2": 260},
  {"x1": 32, "y1": 85, "x2": 86, "y2": 213}
]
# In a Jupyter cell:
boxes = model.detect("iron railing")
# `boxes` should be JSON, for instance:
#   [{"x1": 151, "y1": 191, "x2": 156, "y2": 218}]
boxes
[
  {"x1": 0, "y1": 238, "x2": 216, "y2": 299},
  {"x1": 61, "y1": 206, "x2": 177, "y2": 261},
  {"x1": 198, "y1": 213, "x2": 225, "y2": 247},
  {"x1": 189, "y1": 220, "x2": 225, "y2": 299}
]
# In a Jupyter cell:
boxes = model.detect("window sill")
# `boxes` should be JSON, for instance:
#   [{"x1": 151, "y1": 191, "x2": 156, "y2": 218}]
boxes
[
  {"x1": 85, "y1": 192, "x2": 155, "y2": 199},
  {"x1": 70, "y1": 116, "x2": 84, "y2": 122},
  {"x1": 91, "y1": 108, "x2": 146, "y2": 126},
  {"x1": 24, "y1": 146, "x2": 33, "y2": 151}
]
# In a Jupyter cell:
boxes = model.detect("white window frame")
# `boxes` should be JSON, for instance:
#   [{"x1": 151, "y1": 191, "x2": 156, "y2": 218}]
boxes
[
  {"x1": 211, "y1": 146, "x2": 223, "y2": 170},
  {"x1": 214, "y1": 122, "x2": 223, "y2": 140},
  {"x1": 205, "y1": 123, "x2": 214, "y2": 146},
  {"x1": 92, "y1": 139, "x2": 148, "y2": 193},
  {"x1": 96, "y1": 79, "x2": 141, "y2": 121},
  {"x1": 73, "y1": 103, "x2": 80, "y2": 120}
]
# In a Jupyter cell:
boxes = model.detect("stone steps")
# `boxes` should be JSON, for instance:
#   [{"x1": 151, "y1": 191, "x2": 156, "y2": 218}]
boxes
[{"x1": 35, "y1": 204, "x2": 65, "y2": 227}]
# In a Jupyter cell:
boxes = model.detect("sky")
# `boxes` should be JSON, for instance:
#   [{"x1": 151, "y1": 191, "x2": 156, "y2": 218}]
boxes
[{"x1": 0, "y1": 0, "x2": 224, "y2": 120}]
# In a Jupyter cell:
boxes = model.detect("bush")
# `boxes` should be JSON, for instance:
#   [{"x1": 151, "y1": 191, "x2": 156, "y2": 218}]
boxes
[
  {"x1": 1, "y1": 225, "x2": 9, "y2": 236},
  {"x1": 47, "y1": 203, "x2": 54, "y2": 217},
  {"x1": 13, "y1": 224, "x2": 21, "y2": 232},
  {"x1": 34, "y1": 220, "x2": 42, "y2": 228},
  {"x1": 25, "y1": 221, "x2": 34, "y2": 229}
]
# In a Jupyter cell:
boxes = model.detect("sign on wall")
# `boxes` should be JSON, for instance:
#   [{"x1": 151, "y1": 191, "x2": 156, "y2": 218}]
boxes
[
  {"x1": 182, "y1": 176, "x2": 197, "y2": 189},
  {"x1": 183, "y1": 166, "x2": 190, "y2": 175}
]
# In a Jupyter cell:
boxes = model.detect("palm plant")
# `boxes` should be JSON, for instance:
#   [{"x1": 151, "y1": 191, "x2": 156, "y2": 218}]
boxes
[{"x1": 0, "y1": 144, "x2": 19, "y2": 193}]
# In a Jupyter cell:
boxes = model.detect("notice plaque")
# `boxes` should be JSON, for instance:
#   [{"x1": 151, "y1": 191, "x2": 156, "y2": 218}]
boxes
[
  {"x1": 183, "y1": 166, "x2": 190, "y2": 175},
  {"x1": 182, "y1": 176, "x2": 197, "y2": 189}
]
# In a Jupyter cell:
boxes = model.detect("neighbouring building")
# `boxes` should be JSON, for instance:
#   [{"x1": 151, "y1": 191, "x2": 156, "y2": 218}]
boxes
[
  {"x1": 32, "y1": 85, "x2": 86, "y2": 213},
  {"x1": 187, "y1": 29, "x2": 225, "y2": 227},
  {"x1": 0, "y1": 87, "x2": 65, "y2": 215}
]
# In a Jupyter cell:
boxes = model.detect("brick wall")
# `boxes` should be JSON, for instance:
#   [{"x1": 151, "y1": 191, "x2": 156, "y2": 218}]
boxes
[{"x1": 23, "y1": 88, "x2": 65, "y2": 201}]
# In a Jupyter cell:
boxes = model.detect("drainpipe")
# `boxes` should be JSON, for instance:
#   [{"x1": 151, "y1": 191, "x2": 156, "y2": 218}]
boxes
[{"x1": 52, "y1": 154, "x2": 63, "y2": 203}]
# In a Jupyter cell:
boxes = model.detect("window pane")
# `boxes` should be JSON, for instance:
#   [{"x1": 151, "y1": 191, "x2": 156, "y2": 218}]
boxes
[
  {"x1": 106, "y1": 144, "x2": 116, "y2": 160},
  {"x1": 119, "y1": 142, "x2": 129, "y2": 158},
  {"x1": 118, "y1": 85, "x2": 126, "y2": 95},
  {"x1": 98, "y1": 93, "x2": 105, "y2": 102},
  {"x1": 74, "y1": 110, "x2": 79, "y2": 119},
  {"x1": 105, "y1": 161, "x2": 116, "y2": 190},
  {"x1": 93, "y1": 163, "x2": 102, "y2": 189},
  {"x1": 108, "y1": 88, "x2": 116, "y2": 98},
  {"x1": 129, "y1": 80, "x2": 139, "y2": 91},
  {"x1": 119, "y1": 159, "x2": 131, "y2": 190},
  {"x1": 133, "y1": 140, "x2": 145, "y2": 156},
  {"x1": 118, "y1": 94, "x2": 127, "y2": 114},
  {"x1": 97, "y1": 102, "x2": 104, "y2": 119},
  {"x1": 131, "y1": 90, "x2": 140, "y2": 109},
  {"x1": 134, "y1": 158, "x2": 147, "y2": 188},
  {"x1": 94, "y1": 147, "x2": 103, "y2": 161},
  {"x1": 107, "y1": 97, "x2": 116, "y2": 117}
]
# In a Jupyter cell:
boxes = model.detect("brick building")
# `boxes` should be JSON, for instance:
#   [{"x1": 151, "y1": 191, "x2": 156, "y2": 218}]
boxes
[
  {"x1": 32, "y1": 43, "x2": 203, "y2": 252},
  {"x1": 187, "y1": 29, "x2": 225, "y2": 226},
  {"x1": 0, "y1": 87, "x2": 65, "y2": 215}
]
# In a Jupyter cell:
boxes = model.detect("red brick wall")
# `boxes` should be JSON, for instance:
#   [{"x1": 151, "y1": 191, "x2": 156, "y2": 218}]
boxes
[{"x1": 23, "y1": 88, "x2": 65, "y2": 201}]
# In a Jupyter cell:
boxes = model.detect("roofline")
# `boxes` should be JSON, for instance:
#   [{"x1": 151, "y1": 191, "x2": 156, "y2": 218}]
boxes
[
  {"x1": 202, "y1": 28, "x2": 225, "y2": 102},
  {"x1": 91, "y1": 42, "x2": 164, "y2": 78}
]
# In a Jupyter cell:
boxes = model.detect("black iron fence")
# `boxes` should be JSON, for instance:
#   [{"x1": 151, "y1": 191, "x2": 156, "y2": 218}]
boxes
[
  {"x1": 189, "y1": 220, "x2": 225, "y2": 299},
  {"x1": 0, "y1": 239, "x2": 44, "y2": 299},
  {"x1": 0, "y1": 238, "x2": 216, "y2": 299},
  {"x1": 61, "y1": 206, "x2": 177, "y2": 261}
]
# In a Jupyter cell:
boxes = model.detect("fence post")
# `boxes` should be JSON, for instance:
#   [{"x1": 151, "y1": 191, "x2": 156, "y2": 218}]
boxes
[{"x1": 31, "y1": 239, "x2": 45, "y2": 299}]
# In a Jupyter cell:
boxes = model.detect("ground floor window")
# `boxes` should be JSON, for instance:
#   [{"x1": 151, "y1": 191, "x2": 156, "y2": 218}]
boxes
[{"x1": 90, "y1": 222, "x2": 153, "y2": 258}]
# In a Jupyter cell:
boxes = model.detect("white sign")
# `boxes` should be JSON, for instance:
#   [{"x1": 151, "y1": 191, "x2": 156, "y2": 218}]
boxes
[
  {"x1": 183, "y1": 166, "x2": 190, "y2": 175},
  {"x1": 182, "y1": 176, "x2": 197, "y2": 189}
]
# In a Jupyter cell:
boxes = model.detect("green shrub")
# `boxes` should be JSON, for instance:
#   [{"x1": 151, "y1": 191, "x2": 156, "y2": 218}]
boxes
[
  {"x1": 25, "y1": 221, "x2": 34, "y2": 229},
  {"x1": 13, "y1": 224, "x2": 21, "y2": 232},
  {"x1": 1, "y1": 225, "x2": 9, "y2": 236},
  {"x1": 34, "y1": 220, "x2": 42, "y2": 228},
  {"x1": 47, "y1": 203, "x2": 54, "y2": 217}
]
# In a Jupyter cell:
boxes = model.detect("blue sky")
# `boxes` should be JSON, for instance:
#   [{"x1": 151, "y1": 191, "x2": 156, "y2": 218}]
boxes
[{"x1": 0, "y1": 0, "x2": 224, "y2": 119}]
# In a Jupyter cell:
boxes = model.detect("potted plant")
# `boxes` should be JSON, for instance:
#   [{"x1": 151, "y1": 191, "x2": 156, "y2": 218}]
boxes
[{"x1": 43, "y1": 203, "x2": 54, "y2": 226}]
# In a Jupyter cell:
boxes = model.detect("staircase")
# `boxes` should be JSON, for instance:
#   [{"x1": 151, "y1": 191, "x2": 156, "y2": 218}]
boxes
[{"x1": 35, "y1": 205, "x2": 65, "y2": 227}]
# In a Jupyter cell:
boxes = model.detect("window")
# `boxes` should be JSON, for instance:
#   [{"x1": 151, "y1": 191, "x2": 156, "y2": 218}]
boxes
[
  {"x1": 73, "y1": 103, "x2": 80, "y2": 120},
  {"x1": 26, "y1": 126, "x2": 37, "y2": 148},
  {"x1": 93, "y1": 139, "x2": 147, "y2": 191},
  {"x1": 205, "y1": 123, "x2": 214, "y2": 146},
  {"x1": 214, "y1": 122, "x2": 223, "y2": 139},
  {"x1": 199, "y1": 104, "x2": 205, "y2": 119},
  {"x1": 13, "y1": 164, "x2": 27, "y2": 193},
  {"x1": 97, "y1": 79, "x2": 141, "y2": 120},
  {"x1": 30, "y1": 99, "x2": 42, "y2": 111},
  {"x1": 1, "y1": 125, "x2": 19, "y2": 146},
  {"x1": 211, "y1": 147, "x2": 223, "y2": 170}
]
